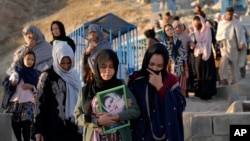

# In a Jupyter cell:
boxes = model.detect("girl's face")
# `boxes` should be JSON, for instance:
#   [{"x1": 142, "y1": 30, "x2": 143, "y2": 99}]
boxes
[
  {"x1": 104, "y1": 94, "x2": 124, "y2": 114},
  {"x1": 99, "y1": 59, "x2": 115, "y2": 81},
  {"x1": 60, "y1": 56, "x2": 71, "y2": 71},
  {"x1": 148, "y1": 54, "x2": 164, "y2": 72},
  {"x1": 23, "y1": 54, "x2": 35, "y2": 68},
  {"x1": 164, "y1": 25, "x2": 174, "y2": 37},
  {"x1": 51, "y1": 24, "x2": 61, "y2": 37}
]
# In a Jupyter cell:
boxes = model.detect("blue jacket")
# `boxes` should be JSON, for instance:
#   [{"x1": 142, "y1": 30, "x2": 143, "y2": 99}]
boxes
[{"x1": 128, "y1": 72, "x2": 186, "y2": 141}]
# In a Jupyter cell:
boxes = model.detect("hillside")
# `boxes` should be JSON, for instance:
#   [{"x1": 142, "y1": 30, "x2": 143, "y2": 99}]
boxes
[{"x1": 0, "y1": 0, "x2": 158, "y2": 105}]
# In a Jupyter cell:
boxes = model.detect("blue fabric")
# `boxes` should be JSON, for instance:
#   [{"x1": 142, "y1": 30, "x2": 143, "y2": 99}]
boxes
[
  {"x1": 16, "y1": 61, "x2": 39, "y2": 87},
  {"x1": 1, "y1": 76, "x2": 16, "y2": 109},
  {"x1": 128, "y1": 76, "x2": 186, "y2": 141}
]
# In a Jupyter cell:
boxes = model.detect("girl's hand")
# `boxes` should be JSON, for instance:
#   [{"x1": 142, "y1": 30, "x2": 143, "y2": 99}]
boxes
[
  {"x1": 127, "y1": 98, "x2": 132, "y2": 108},
  {"x1": 35, "y1": 134, "x2": 44, "y2": 141},
  {"x1": 97, "y1": 113, "x2": 117, "y2": 126},
  {"x1": 22, "y1": 83, "x2": 33, "y2": 90},
  {"x1": 147, "y1": 69, "x2": 163, "y2": 91}
]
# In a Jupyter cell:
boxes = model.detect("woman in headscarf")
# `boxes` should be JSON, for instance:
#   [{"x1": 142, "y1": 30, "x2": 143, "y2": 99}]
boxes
[
  {"x1": 163, "y1": 23, "x2": 188, "y2": 96},
  {"x1": 32, "y1": 42, "x2": 82, "y2": 141},
  {"x1": 7, "y1": 25, "x2": 53, "y2": 77},
  {"x1": 50, "y1": 21, "x2": 76, "y2": 53},
  {"x1": 74, "y1": 49, "x2": 140, "y2": 141},
  {"x1": 144, "y1": 29, "x2": 159, "y2": 49},
  {"x1": 192, "y1": 15, "x2": 217, "y2": 100},
  {"x1": 128, "y1": 43, "x2": 186, "y2": 141},
  {"x1": 81, "y1": 24, "x2": 112, "y2": 84}
]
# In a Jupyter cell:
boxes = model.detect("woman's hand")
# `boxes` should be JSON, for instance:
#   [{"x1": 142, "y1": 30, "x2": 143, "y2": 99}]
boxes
[
  {"x1": 147, "y1": 69, "x2": 163, "y2": 91},
  {"x1": 85, "y1": 41, "x2": 97, "y2": 55},
  {"x1": 35, "y1": 134, "x2": 44, "y2": 141},
  {"x1": 190, "y1": 42, "x2": 195, "y2": 49},
  {"x1": 25, "y1": 39, "x2": 36, "y2": 49}
]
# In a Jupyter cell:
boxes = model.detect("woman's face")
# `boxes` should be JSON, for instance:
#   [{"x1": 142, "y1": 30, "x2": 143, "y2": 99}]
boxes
[
  {"x1": 88, "y1": 31, "x2": 97, "y2": 41},
  {"x1": 174, "y1": 24, "x2": 182, "y2": 34},
  {"x1": 225, "y1": 11, "x2": 233, "y2": 21},
  {"x1": 193, "y1": 19, "x2": 202, "y2": 30},
  {"x1": 51, "y1": 23, "x2": 61, "y2": 37},
  {"x1": 23, "y1": 31, "x2": 34, "y2": 43},
  {"x1": 23, "y1": 54, "x2": 35, "y2": 68},
  {"x1": 60, "y1": 56, "x2": 71, "y2": 71},
  {"x1": 104, "y1": 94, "x2": 124, "y2": 114},
  {"x1": 205, "y1": 21, "x2": 212, "y2": 27},
  {"x1": 164, "y1": 25, "x2": 174, "y2": 37},
  {"x1": 99, "y1": 59, "x2": 115, "y2": 81},
  {"x1": 148, "y1": 54, "x2": 164, "y2": 72}
]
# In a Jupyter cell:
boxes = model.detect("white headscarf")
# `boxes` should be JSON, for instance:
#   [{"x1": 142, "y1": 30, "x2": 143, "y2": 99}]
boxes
[
  {"x1": 52, "y1": 41, "x2": 81, "y2": 122},
  {"x1": 192, "y1": 15, "x2": 212, "y2": 61}
]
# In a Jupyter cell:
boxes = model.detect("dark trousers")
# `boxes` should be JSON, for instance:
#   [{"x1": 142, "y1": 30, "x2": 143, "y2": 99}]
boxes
[{"x1": 12, "y1": 121, "x2": 31, "y2": 141}]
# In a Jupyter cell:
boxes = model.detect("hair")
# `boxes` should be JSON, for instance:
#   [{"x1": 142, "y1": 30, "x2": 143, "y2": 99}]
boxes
[
  {"x1": 226, "y1": 7, "x2": 234, "y2": 13},
  {"x1": 144, "y1": 29, "x2": 159, "y2": 42},
  {"x1": 51, "y1": 21, "x2": 66, "y2": 37},
  {"x1": 165, "y1": 12, "x2": 171, "y2": 16},
  {"x1": 23, "y1": 50, "x2": 35, "y2": 59},
  {"x1": 173, "y1": 16, "x2": 180, "y2": 21},
  {"x1": 144, "y1": 29, "x2": 156, "y2": 38},
  {"x1": 193, "y1": 15, "x2": 201, "y2": 21},
  {"x1": 205, "y1": 19, "x2": 214, "y2": 27},
  {"x1": 195, "y1": 5, "x2": 201, "y2": 11},
  {"x1": 158, "y1": 13, "x2": 162, "y2": 17}
]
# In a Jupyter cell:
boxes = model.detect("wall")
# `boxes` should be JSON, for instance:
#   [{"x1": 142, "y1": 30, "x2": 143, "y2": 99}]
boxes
[{"x1": 183, "y1": 112, "x2": 250, "y2": 141}]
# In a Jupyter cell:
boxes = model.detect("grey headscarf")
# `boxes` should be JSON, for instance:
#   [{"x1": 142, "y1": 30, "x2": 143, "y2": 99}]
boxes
[
  {"x1": 81, "y1": 24, "x2": 112, "y2": 80},
  {"x1": 7, "y1": 25, "x2": 52, "y2": 75},
  {"x1": 52, "y1": 42, "x2": 81, "y2": 122}
]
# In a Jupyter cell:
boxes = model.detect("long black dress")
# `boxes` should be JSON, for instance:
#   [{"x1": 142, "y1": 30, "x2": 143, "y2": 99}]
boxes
[{"x1": 32, "y1": 68, "x2": 81, "y2": 141}]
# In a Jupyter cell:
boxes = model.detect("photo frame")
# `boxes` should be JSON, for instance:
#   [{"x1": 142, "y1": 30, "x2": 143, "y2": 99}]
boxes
[{"x1": 97, "y1": 85, "x2": 130, "y2": 134}]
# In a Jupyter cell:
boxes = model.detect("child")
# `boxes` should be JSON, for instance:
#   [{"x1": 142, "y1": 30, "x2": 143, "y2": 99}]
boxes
[
  {"x1": 74, "y1": 49, "x2": 140, "y2": 141},
  {"x1": 2, "y1": 50, "x2": 38, "y2": 141}
]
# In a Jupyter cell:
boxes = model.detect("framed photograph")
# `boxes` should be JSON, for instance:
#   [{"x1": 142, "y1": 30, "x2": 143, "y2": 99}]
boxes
[{"x1": 97, "y1": 85, "x2": 130, "y2": 134}]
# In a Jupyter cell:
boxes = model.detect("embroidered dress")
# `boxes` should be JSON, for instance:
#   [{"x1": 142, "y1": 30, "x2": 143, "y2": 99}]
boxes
[
  {"x1": 4, "y1": 79, "x2": 36, "y2": 122},
  {"x1": 90, "y1": 96, "x2": 122, "y2": 141}
]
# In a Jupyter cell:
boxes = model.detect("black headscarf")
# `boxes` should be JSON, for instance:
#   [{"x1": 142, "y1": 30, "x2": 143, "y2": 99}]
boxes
[
  {"x1": 50, "y1": 21, "x2": 76, "y2": 52},
  {"x1": 84, "y1": 49, "x2": 122, "y2": 117},
  {"x1": 139, "y1": 43, "x2": 169, "y2": 113},
  {"x1": 139, "y1": 43, "x2": 169, "y2": 78},
  {"x1": 17, "y1": 50, "x2": 39, "y2": 86}
]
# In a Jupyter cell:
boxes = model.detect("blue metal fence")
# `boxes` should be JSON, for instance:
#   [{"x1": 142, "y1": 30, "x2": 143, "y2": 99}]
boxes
[{"x1": 67, "y1": 13, "x2": 144, "y2": 82}]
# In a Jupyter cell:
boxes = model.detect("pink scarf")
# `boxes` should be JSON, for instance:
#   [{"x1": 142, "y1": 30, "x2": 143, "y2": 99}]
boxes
[{"x1": 192, "y1": 15, "x2": 212, "y2": 61}]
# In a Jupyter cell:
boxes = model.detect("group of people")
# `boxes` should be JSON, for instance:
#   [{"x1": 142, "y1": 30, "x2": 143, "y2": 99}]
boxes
[
  {"x1": 2, "y1": 18, "x2": 186, "y2": 141},
  {"x1": 2, "y1": 5, "x2": 247, "y2": 141},
  {"x1": 145, "y1": 6, "x2": 249, "y2": 101}
]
